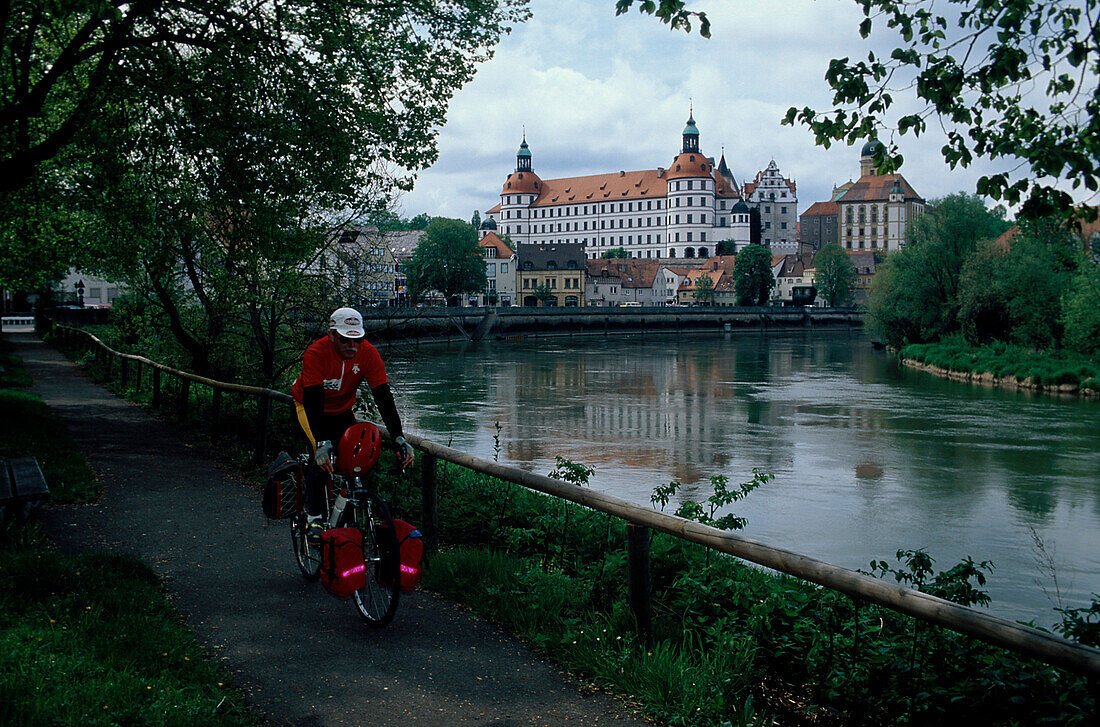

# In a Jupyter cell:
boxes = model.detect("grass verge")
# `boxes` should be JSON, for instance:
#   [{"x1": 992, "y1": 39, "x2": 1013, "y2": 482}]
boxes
[
  {"x1": 0, "y1": 335, "x2": 260, "y2": 727},
  {"x1": 901, "y1": 337, "x2": 1100, "y2": 391}
]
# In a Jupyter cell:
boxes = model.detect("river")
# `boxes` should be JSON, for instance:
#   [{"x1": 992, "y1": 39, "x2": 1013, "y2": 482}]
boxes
[{"x1": 383, "y1": 330, "x2": 1100, "y2": 627}]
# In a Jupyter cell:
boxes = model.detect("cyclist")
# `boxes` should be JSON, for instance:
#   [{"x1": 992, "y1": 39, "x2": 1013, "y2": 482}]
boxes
[{"x1": 291, "y1": 306, "x2": 415, "y2": 543}]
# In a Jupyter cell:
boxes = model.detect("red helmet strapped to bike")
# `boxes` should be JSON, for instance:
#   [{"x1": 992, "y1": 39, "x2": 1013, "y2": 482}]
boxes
[{"x1": 336, "y1": 422, "x2": 382, "y2": 475}]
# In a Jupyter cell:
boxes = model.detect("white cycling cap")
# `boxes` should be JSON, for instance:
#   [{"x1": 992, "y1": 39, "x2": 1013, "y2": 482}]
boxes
[{"x1": 329, "y1": 307, "x2": 365, "y2": 338}]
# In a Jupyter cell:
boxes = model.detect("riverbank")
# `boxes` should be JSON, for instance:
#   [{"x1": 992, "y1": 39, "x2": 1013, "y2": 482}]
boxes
[{"x1": 899, "y1": 339, "x2": 1100, "y2": 398}]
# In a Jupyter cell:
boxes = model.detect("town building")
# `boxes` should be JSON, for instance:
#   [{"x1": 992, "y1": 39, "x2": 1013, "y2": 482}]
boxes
[
  {"x1": 486, "y1": 115, "x2": 754, "y2": 262},
  {"x1": 585, "y1": 259, "x2": 681, "y2": 307},
  {"x1": 799, "y1": 201, "x2": 839, "y2": 250},
  {"x1": 835, "y1": 140, "x2": 926, "y2": 252},
  {"x1": 743, "y1": 160, "x2": 799, "y2": 253},
  {"x1": 771, "y1": 251, "x2": 817, "y2": 306},
  {"x1": 515, "y1": 242, "x2": 587, "y2": 307},
  {"x1": 478, "y1": 231, "x2": 517, "y2": 306}
]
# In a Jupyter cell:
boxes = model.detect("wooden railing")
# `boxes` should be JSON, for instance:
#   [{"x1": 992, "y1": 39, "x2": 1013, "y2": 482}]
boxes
[{"x1": 50, "y1": 324, "x2": 1100, "y2": 678}]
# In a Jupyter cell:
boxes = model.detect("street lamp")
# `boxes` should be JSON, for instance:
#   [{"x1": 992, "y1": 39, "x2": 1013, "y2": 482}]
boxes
[{"x1": 74, "y1": 279, "x2": 85, "y2": 308}]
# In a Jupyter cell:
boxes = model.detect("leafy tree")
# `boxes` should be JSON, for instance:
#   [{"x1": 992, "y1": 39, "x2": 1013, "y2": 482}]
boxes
[
  {"x1": 692, "y1": 273, "x2": 715, "y2": 305},
  {"x1": 2, "y1": 0, "x2": 528, "y2": 303},
  {"x1": 813, "y1": 244, "x2": 857, "y2": 307},
  {"x1": 601, "y1": 247, "x2": 629, "y2": 259},
  {"x1": 958, "y1": 217, "x2": 1078, "y2": 348},
  {"x1": 784, "y1": 0, "x2": 1099, "y2": 222},
  {"x1": 404, "y1": 218, "x2": 486, "y2": 303},
  {"x1": 535, "y1": 283, "x2": 556, "y2": 305},
  {"x1": 57, "y1": 1, "x2": 523, "y2": 385},
  {"x1": 733, "y1": 244, "x2": 774, "y2": 306},
  {"x1": 715, "y1": 240, "x2": 738, "y2": 256},
  {"x1": 867, "y1": 193, "x2": 1010, "y2": 347},
  {"x1": 1062, "y1": 254, "x2": 1100, "y2": 358}
]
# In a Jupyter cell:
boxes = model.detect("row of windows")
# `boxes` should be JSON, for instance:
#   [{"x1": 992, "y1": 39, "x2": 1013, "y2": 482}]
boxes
[
  {"x1": 845, "y1": 205, "x2": 891, "y2": 222},
  {"x1": 582, "y1": 247, "x2": 711, "y2": 260},
  {"x1": 521, "y1": 277, "x2": 581, "y2": 289},
  {"x1": 485, "y1": 262, "x2": 509, "y2": 276},
  {"x1": 670, "y1": 179, "x2": 712, "y2": 191}
]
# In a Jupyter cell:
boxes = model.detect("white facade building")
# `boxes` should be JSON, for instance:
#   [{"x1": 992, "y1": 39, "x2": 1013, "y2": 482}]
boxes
[
  {"x1": 486, "y1": 116, "x2": 753, "y2": 261},
  {"x1": 743, "y1": 160, "x2": 798, "y2": 254}
]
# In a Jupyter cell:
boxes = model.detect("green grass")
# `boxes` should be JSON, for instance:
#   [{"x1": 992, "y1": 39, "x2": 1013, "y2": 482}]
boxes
[
  {"x1": 0, "y1": 335, "x2": 260, "y2": 727},
  {"x1": 0, "y1": 524, "x2": 260, "y2": 727},
  {"x1": 901, "y1": 337, "x2": 1100, "y2": 390}
]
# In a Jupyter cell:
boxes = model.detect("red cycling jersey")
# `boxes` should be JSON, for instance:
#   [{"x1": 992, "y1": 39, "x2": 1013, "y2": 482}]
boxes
[{"x1": 291, "y1": 336, "x2": 387, "y2": 415}]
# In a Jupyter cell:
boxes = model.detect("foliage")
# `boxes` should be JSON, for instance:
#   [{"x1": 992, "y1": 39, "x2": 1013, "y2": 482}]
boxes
[
  {"x1": 716, "y1": 240, "x2": 738, "y2": 256},
  {"x1": 691, "y1": 272, "x2": 716, "y2": 305},
  {"x1": 404, "y1": 218, "x2": 487, "y2": 303},
  {"x1": 783, "y1": 0, "x2": 1100, "y2": 223},
  {"x1": 367, "y1": 211, "x2": 433, "y2": 232},
  {"x1": 601, "y1": 247, "x2": 629, "y2": 259},
  {"x1": 812, "y1": 244, "x2": 856, "y2": 307},
  {"x1": 532, "y1": 283, "x2": 556, "y2": 305},
  {"x1": 732, "y1": 244, "x2": 775, "y2": 306},
  {"x1": 866, "y1": 193, "x2": 1010, "y2": 347},
  {"x1": 1062, "y1": 252, "x2": 1100, "y2": 358},
  {"x1": 422, "y1": 464, "x2": 1095, "y2": 727},
  {"x1": 614, "y1": 0, "x2": 710, "y2": 37},
  {"x1": 651, "y1": 469, "x2": 773, "y2": 532},
  {"x1": 958, "y1": 217, "x2": 1078, "y2": 348}
]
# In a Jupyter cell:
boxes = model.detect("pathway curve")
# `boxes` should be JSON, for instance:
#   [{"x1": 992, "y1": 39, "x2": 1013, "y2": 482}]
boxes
[{"x1": 14, "y1": 334, "x2": 653, "y2": 727}]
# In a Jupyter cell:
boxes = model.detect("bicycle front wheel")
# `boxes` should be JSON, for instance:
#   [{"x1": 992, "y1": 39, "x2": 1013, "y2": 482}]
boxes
[
  {"x1": 347, "y1": 493, "x2": 400, "y2": 627},
  {"x1": 291, "y1": 511, "x2": 322, "y2": 581}
]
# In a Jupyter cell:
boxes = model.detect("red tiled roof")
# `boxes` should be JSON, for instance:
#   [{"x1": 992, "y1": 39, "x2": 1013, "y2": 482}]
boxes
[
  {"x1": 585, "y1": 259, "x2": 664, "y2": 288},
  {"x1": 479, "y1": 232, "x2": 515, "y2": 258},
  {"x1": 801, "y1": 201, "x2": 838, "y2": 217},
  {"x1": 836, "y1": 174, "x2": 923, "y2": 204}
]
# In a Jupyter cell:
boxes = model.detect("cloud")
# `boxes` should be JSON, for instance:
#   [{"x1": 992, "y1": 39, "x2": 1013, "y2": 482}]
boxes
[{"x1": 396, "y1": 0, "x2": 1031, "y2": 221}]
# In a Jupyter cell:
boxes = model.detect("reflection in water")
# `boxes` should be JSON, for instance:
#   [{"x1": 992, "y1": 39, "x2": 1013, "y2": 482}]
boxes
[{"x1": 384, "y1": 331, "x2": 1100, "y2": 625}]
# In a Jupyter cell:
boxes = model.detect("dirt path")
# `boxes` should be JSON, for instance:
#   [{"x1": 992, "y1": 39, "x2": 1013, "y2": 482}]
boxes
[{"x1": 14, "y1": 334, "x2": 653, "y2": 727}]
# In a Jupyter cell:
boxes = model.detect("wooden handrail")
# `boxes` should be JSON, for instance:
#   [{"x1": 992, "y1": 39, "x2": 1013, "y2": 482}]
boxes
[{"x1": 53, "y1": 324, "x2": 1100, "y2": 677}]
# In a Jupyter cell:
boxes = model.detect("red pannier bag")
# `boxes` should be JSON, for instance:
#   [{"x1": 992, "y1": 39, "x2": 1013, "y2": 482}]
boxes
[
  {"x1": 319, "y1": 528, "x2": 366, "y2": 599},
  {"x1": 381, "y1": 519, "x2": 424, "y2": 592},
  {"x1": 262, "y1": 452, "x2": 302, "y2": 520}
]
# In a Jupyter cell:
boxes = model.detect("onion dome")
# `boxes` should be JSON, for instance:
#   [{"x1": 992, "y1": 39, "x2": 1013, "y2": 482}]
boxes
[
  {"x1": 502, "y1": 170, "x2": 542, "y2": 195},
  {"x1": 480, "y1": 217, "x2": 497, "y2": 230},
  {"x1": 861, "y1": 138, "x2": 884, "y2": 157},
  {"x1": 664, "y1": 152, "x2": 711, "y2": 181}
]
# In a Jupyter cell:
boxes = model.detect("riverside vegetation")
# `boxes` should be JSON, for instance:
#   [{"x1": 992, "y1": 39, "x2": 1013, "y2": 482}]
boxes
[
  {"x1": 867, "y1": 194, "x2": 1100, "y2": 395},
  {"x1": 35, "y1": 329, "x2": 1100, "y2": 726}
]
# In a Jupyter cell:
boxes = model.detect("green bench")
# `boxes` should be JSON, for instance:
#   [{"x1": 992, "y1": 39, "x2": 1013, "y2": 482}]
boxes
[{"x1": 0, "y1": 457, "x2": 51, "y2": 521}]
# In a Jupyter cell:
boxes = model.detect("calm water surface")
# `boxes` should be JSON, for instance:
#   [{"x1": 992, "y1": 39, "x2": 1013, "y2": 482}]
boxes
[{"x1": 384, "y1": 331, "x2": 1100, "y2": 626}]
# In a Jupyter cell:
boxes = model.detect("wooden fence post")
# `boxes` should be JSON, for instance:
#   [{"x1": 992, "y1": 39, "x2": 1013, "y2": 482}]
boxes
[
  {"x1": 134, "y1": 361, "x2": 143, "y2": 394},
  {"x1": 420, "y1": 453, "x2": 439, "y2": 555},
  {"x1": 254, "y1": 396, "x2": 271, "y2": 464},
  {"x1": 152, "y1": 368, "x2": 161, "y2": 408},
  {"x1": 120, "y1": 358, "x2": 129, "y2": 387},
  {"x1": 627, "y1": 524, "x2": 652, "y2": 636},
  {"x1": 102, "y1": 350, "x2": 112, "y2": 379}
]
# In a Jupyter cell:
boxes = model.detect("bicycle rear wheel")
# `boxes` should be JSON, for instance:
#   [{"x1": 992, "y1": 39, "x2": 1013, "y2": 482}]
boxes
[
  {"x1": 291, "y1": 511, "x2": 322, "y2": 581},
  {"x1": 347, "y1": 493, "x2": 400, "y2": 627}
]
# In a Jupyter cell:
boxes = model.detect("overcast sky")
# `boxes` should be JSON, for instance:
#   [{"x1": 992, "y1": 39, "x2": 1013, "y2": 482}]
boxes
[{"x1": 395, "y1": 0, "x2": 1023, "y2": 222}]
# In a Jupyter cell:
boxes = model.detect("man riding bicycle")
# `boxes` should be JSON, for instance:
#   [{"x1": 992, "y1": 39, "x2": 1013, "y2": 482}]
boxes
[{"x1": 291, "y1": 307, "x2": 415, "y2": 543}]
